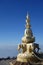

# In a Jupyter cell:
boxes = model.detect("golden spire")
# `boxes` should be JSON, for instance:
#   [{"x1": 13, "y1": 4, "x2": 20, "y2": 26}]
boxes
[
  {"x1": 26, "y1": 12, "x2": 29, "y2": 19},
  {"x1": 26, "y1": 12, "x2": 30, "y2": 29}
]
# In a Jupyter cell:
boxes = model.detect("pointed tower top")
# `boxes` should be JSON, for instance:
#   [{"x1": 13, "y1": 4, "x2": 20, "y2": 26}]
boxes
[
  {"x1": 26, "y1": 12, "x2": 30, "y2": 19},
  {"x1": 26, "y1": 12, "x2": 30, "y2": 23}
]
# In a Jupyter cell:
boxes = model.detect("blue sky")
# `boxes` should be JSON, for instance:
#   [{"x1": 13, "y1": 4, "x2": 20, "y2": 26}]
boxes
[{"x1": 0, "y1": 0, "x2": 43, "y2": 57}]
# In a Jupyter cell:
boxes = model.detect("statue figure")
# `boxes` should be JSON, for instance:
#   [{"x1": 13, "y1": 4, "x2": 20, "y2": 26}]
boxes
[
  {"x1": 18, "y1": 44, "x2": 27, "y2": 53},
  {"x1": 29, "y1": 45, "x2": 33, "y2": 53}
]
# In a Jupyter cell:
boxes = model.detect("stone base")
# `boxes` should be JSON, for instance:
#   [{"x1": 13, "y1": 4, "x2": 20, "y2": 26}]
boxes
[
  {"x1": 17, "y1": 52, "x2": 40, "y2": 62},
  {"x1": 9, "y1": 59, "x2": 42, "y2": 65},
  {"x1": 17, "y1": 43, "x2": 40, "y2": 62}
]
